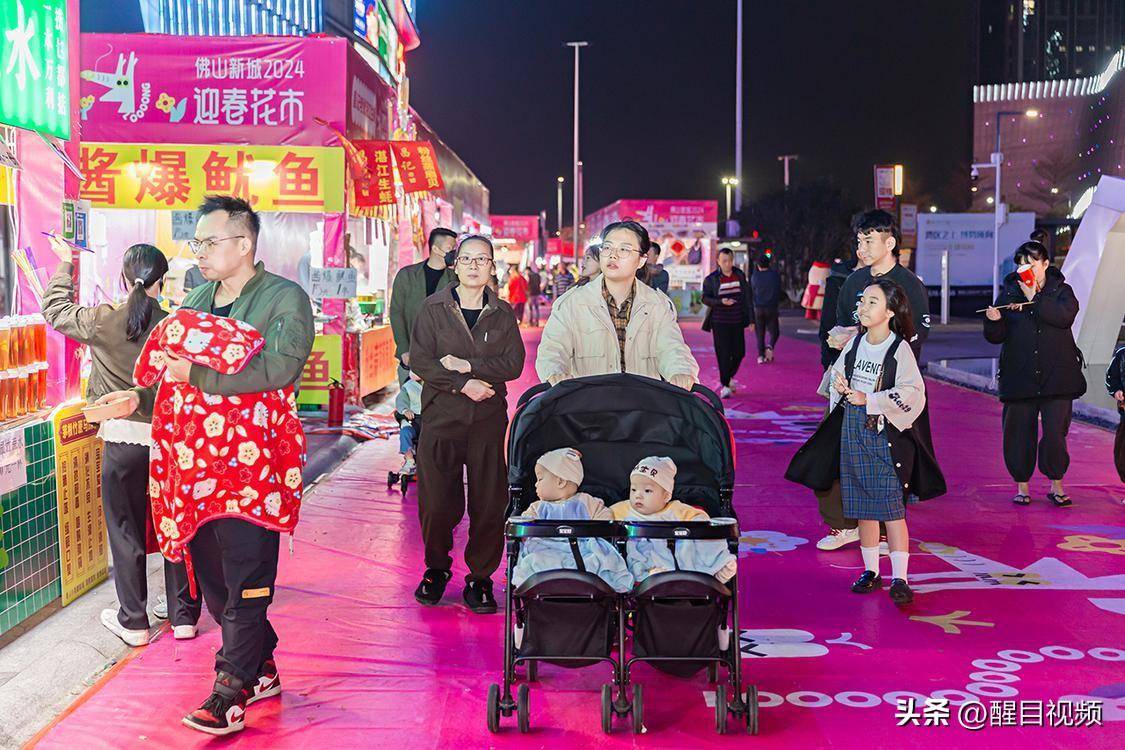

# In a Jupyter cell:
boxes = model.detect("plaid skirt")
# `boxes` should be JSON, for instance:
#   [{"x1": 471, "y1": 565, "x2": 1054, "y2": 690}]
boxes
[{"x1": 840, "y1": 402, "x2": 908, "y2": 521}]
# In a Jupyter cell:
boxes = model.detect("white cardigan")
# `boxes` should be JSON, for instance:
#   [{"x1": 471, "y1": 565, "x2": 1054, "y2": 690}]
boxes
[
  {"x1": 824, "y1": 334, "x2": 926, "y2": 432},
  {"x1": 535, "y1": 275, "x2": 700, "y2": 385}
]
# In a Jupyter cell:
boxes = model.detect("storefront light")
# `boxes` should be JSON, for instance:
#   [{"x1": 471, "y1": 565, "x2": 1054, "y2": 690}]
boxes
[{"x1": 249, "y1": 160, "x2": 277, "y2": 181}]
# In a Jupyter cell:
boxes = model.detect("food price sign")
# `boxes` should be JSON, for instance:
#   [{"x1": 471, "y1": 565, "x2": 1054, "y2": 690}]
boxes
[{"x1": 0, "y1": 0, "x2": 71, "y2": 139}]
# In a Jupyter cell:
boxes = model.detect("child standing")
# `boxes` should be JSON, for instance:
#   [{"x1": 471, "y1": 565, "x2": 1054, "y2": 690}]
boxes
[
  {"x1": 1107, "y1": 344, "x2": 1125, "y2": 483},
  {"x1": 395, "y1": 372, "x2": 423, "y2": 476},
  {"x1": 823, "y1": 279, "x2": 944, "y2": 605}
]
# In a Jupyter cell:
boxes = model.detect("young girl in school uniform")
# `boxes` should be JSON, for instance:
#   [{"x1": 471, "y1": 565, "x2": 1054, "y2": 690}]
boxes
[{"x1": 825, "y1": 278, "x2": 944, "y2": 605}]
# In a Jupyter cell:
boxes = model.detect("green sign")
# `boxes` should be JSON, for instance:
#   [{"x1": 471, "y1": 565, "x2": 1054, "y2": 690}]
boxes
[{"x1": 0, "y1": 0, "x2": 70, "y2": 139}]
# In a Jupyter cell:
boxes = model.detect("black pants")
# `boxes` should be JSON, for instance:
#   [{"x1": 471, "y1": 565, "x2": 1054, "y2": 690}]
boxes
[
  {"x1": 102, "y1": 441, "x2": 200, "y2": 630},
  {"x1": 190, "y1": 518, "x2": 280, "y2": 685},
  {"x1": 754, "y1": 307, "x2": 780, "y2": 358},
  {"x1": 1116, "y1": 412, "x2": 1125, "y2": 483},
  {"x1": 711, "y1": 323, "x2": 746, "y2": 387},
  {"x1": 529, "y1": 295, "x2": 542, "y2": 326},
  {"x1": 416, "y1": 417, "x2": 508, "y2": 581},
  {"x1": 1002, "y1": 397, "x2": 1073, "y2": 482},
  {"x1": 512, "y1": 302, "x2": 526, "y2": 323}
]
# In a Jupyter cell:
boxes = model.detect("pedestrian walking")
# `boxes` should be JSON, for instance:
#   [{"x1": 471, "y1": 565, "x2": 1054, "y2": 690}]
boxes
[
  {"x1": 552, "y1": 261, "x2": 575, "y2": 299},
  {"x1": 527, "y1": 264, "x2": 544, "y2": 326},
  {"x1": 701, "y1": 247, "x2": 751, "y2": 398},
  {"x1": 42, "y1": 235, "x2": 201, "y2": 648},
  {"x1": 787, "y1": 278, "x2": 945, "y2": 606},
  {"x1": 409, "y1": 235, "x2": 526, "y2": 615},
  {"x1": 1107, "y1": 344, "x2": 1125, "y2": 483},
  {"x1": 505, "y1": 266, "x2": 529, "y2": 324},
  {"x1": 638, "y1": 241, "x2": 670, "y2": 294},
  {"x1": 984, "y1": 241, "x2": 1087, "y2": 507},
  {"x1": 537, "y1": 220, "x2": 698, "y2": 388},
  {"x1": 96, "y1": 195, "x2": 316, "y2": 736},
  {"x1": 389, "y1": 227, "x2": 458, "y2": 382},
  {"x1": 574, "y1": 244, "x2": 601, "y2": 287},
  {"x1": 750, "y1": 255, "x2": 782, "y2": 364}
]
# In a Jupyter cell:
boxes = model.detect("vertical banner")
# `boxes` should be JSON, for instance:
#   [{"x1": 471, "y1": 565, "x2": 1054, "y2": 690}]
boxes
[
  {"x1": 900, "y1": 203, "x2": 918, "y2": 247},
  {"x1": 52, "y1": 403, "x2": 107, "y2": 605},
  {"x1": 873, "y1": 164, "x2": 897, "y2": 212},
  {"x1": 359, "y1": 326, "x2": 396, "y2": 397},
  {"x1": 392, "y1": 140, "x2": 444, "y2": 193},
  {"x1": 353, "y1": 140, "x2": 395, "y2": 208}
]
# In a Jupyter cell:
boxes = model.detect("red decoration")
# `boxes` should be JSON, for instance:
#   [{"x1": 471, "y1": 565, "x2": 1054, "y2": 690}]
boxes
[
  {"x1": 352, "y1": 140, "x2": 396, "y2": 208},
  {"x1": 391, "y1": 140, "x2": 444, "y2": 194}
]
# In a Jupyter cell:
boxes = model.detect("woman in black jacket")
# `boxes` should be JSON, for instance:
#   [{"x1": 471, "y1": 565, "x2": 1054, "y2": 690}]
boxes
[{"x1": 984, "y1": 241, "x2": 1086, "y2": 507}]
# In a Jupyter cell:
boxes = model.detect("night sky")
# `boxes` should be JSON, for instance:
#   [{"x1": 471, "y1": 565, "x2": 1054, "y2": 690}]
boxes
[{"x1": 408, "y1": 1, "x2": 977, "y2": 220}]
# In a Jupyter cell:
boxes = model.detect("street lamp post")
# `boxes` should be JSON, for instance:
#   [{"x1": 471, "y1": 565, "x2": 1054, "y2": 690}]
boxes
[
  {"x1": 556, "y1": 176, "x2": 564, "y2": 235},
  {"x1": 721, "y1": 177, "x2": 739, "y2": 223},
  {"x1": 734, "y1": 0, "x2": 743, "y2": 211},
  {"x1": 972, "y1": 108, "x2": 1039, "y2": 301},
  {"x1": 567, "y1": 41, "x2": 588, "y2": 263},
  {"x1": 777, "y1": 154, "x2": 798, "y2": 190}
]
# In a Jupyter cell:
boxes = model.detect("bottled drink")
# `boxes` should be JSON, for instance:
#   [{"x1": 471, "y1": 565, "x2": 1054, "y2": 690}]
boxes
[
  {"x1": 35, "y1": 362, "x2": 48, "y2": 410},
  {"x1": 14, "y1": 366, "x2": 28, "y2": 416},
  {"x1": 0, "y1": 369, "x2": 11, "y2": 421},
  {"x1": 29, "y1": 313, "x2": 47, "y2": 362},
  {"x1": 0, "y1": 318, "x2": 10, "y2": 372},
  {"x1": 18, "y1": 316, "x2": 34, "y2": 368}
]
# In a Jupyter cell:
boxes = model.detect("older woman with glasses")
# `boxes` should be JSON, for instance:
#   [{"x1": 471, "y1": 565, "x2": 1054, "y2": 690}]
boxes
[
  {"x1": 408, "y1": 235, "x2": 527, "y2": 614},
  {"x1": 536, "y1": 220, "x2": 699, "y2": 388}
]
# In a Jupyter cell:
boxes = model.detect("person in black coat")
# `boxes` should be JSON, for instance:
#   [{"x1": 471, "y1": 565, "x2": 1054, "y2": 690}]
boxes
[
  {"x1": 1106, "y1": 344, "x2": 1125, "y2": 483},
  {"x1": 750, "y1": 255, "x2": 782, "y2": 363},
  {"x1": 701, "y1": 248, "x2": 752, "y2": 398},
  {"x1": 984, "y1": 241, "x2": 1086, "y2": 507},
  {"x1": 819, "y1": 257, "x2": 859, "y2": 370}
]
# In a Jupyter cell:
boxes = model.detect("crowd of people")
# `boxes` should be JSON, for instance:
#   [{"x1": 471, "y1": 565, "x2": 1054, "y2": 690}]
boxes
[{"x1": 53, "y1": 196, "x2": 1115, "y2": 736}]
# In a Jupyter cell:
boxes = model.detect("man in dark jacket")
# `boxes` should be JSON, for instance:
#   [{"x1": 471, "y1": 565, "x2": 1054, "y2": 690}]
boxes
[
  {"x1": 409, "y1": 235, "x2": 526, "y2": 614},
  {"x1": 749, "y1": 255, "x2": 782, "y2": 363},
  {"x1": 984, "y1": 245, "x2": 1086, "y2": 506},
  {"x1": 527, "y1": 265, "x2": 543, "y2": 326},
  {"x1": 818, "y1": 257, "x2": 858, "y2": 370},
  {"x1": 389, "y1": 227, "x2": 458, "y2": 381},
  {"x1": 702, "y1": 248, "x2": 752, "y2": 398},
  {"x1": 638, "y1": 242, "x2": 670, "y2": 294}
]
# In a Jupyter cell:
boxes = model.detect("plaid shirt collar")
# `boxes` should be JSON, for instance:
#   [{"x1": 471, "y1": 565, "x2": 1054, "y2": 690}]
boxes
[{"x1": 601, "y1": 280, "x2": 636, "y2": 370}]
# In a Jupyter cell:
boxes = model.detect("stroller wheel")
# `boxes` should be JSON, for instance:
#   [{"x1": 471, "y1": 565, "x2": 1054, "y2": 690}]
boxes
[
  {"x1": 707, "y1": 662, "x2": 719, "y2": 684},
  {"x1": 600, "y1": 684, "x2": 613, "y2": 734},
  {"x1": 715, "y1": 684, "x2": 728, "y2": 734},
  {"x1": 746, "y1": 685, "x2": 760, "y2": 735},
  {"x1": 517, "y1": 684, "x2": 531, "y2": 734},
  {"x1": 486, "y1": 683, "x2": 501, "y2": 733},
  {"x1": 526, "y1": 659, "x2": 538, "y2": 682},
  {"x1": 630, "y1": 683, "x2": 644, "y2": 734}
]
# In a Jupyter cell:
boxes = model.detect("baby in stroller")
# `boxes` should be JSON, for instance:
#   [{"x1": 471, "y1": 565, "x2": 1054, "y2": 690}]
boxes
[
  {"x1": 510, "y1": 448, "x2": 632, "y2": 592},
  {"x1": 610, "y1": 456, "x2": 737, "y2": 583}
]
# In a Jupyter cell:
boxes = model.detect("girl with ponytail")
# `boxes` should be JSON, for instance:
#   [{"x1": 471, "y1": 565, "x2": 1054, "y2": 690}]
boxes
[{"x1": 41, "y1": 235, "x2": 199, "y2": 647}]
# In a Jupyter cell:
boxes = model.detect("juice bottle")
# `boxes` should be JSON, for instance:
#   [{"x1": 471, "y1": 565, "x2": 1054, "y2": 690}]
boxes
[
  {"x1": 36, "y1": 362, "x2": 48, "y2": 410},
  {"x1": 29, "y1": 313, "x2": 47, "y2": 362},
  {"x1": 18, "y1": 316, "x2": 34, "y2": 368},
  {"x1": 9, "y1": 317, "x2": 22, "y2": 370},
  {"x1": 0, "y1": 318, "x2": 10, "y2": 371},
  {"x1": 14, "y1": 366, "x2": 28, "y2": 416},
  {"x1": 0, "y1": 370, "x2": 11, "y2": 421}
]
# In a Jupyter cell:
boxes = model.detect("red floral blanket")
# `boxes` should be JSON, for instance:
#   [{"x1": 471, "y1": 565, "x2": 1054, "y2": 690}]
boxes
[{"x1": 134, "y1": 309, "x2": 305, "y2": 581}]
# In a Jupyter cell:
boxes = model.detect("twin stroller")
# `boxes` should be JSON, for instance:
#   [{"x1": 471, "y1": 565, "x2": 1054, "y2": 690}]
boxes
[{"x1": 486, "y1": 374, "x2": 759, "y2": 735}]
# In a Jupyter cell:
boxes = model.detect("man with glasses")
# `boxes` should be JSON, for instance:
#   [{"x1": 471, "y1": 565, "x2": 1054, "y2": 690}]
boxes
[
  {"x1": 537, "y1": 220, "x2": 698, "y2": 388},
  {"x1": 96, "y1": 194, "x2": 315, "y2": 736},
  {"x1": 408, "y1": 235, "x2": 526, "y2": 614}
]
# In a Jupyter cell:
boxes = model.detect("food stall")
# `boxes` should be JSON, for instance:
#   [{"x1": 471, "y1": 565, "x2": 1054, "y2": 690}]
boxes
[{"x1": 0, "y1": 0, "x2": 110, "y2": 643}]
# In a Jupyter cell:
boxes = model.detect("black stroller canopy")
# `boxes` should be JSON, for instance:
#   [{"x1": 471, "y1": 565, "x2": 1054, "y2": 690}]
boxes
[{"x1": 507, "y1": 375, "x2": 736, "y2": 518}]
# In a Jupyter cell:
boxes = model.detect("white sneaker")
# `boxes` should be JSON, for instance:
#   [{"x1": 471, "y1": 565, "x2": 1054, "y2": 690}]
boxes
[
  {"x1": 816, "y1": 528, "x2": 861, "y2": 551},
  {"x1": 879, "y1": 541, "x2": 890, "y2": 556},
  {"x1": 400, "y1": 457, "x2": 416, "y2": 475},
  {"x1": 174, "y1": 624, "x2": 198, "y2": 640},
  {"x1": 152, "y1": 596, "x2": 168, "y2": 620},
  {"x1": 720, "y1": 386, "x2": 732, "y2": 399},
  {"x1": 100, "y1": 608, "x2": 150, "y2": 647},
  {"x1": 757, "y1": 356, "x2": 766, "y2": 364}
]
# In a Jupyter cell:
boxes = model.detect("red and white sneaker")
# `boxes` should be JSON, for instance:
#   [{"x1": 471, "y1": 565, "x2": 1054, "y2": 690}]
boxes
[
  {"x1": 245, "y1": 659, "x2": 282, "y2": 705},
  {"x1": 182, "y1": 688, "x2": 246, "y2": 736}
]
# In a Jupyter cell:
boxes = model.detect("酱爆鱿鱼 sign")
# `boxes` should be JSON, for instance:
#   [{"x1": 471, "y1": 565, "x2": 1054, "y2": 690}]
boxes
[
  {"x1": 79, "y1": 142, "x2": 344, "y2": 213},
  {"x1": 0, "y1": 0, "x2": 70, "y2": 139}
]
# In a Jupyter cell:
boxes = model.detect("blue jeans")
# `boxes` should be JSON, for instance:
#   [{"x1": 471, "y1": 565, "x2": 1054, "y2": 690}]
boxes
[{"x1": 399, "y1": 423, "x2": 417, "y2": 455}]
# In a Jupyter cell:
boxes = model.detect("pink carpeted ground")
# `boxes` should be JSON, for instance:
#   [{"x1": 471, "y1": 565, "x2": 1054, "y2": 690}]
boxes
[{"x1": 35, "y1": 326, "x2": 1124, "y2": 748}]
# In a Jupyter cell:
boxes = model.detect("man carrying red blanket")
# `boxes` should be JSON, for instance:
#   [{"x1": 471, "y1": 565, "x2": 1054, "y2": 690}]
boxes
[{"x1": 100, "y1": 195, "x2": 315, "y2": 736}]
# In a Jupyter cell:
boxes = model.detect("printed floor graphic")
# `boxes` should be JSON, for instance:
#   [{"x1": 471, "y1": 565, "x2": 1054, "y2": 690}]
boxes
[{"x1": 34, "y1": 327, "x2": 1123, "y2": 748}]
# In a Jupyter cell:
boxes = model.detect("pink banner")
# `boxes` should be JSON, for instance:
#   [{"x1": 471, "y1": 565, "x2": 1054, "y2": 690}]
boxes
[
  {"x1": 490, "y1": 215, "x2": 539, "y2": 243},
  {"x1": 79, "y1": 34, "x2": 348, "y2": 147}
]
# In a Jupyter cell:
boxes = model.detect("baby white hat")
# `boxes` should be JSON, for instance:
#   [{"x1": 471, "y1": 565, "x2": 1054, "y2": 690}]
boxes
[
  {"x1": 537, "y1": 447, "x2": 584, "y2": 487},
  {"x1": 631, "y1": 456, "x2": 677, "y2": 495}
]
